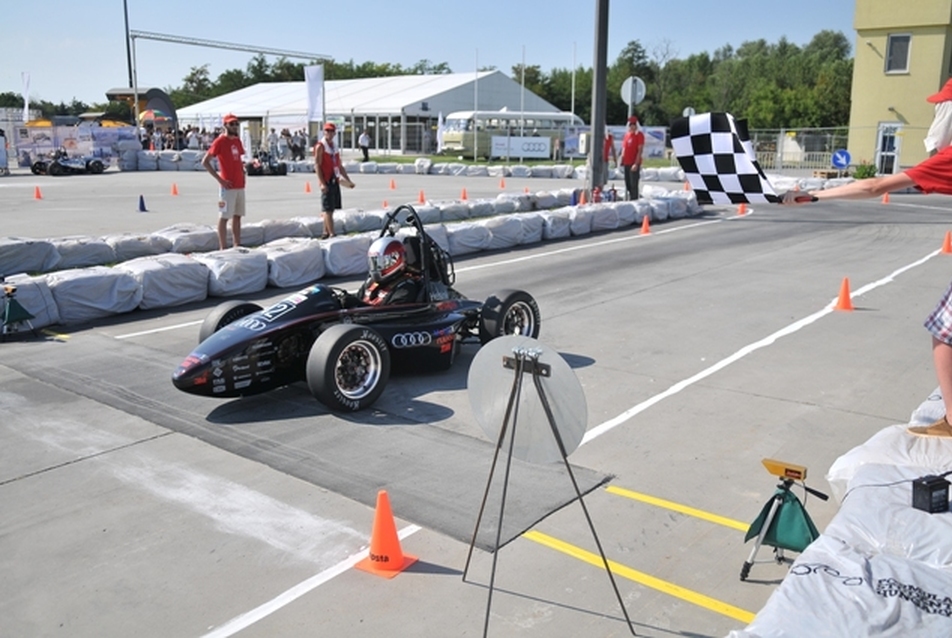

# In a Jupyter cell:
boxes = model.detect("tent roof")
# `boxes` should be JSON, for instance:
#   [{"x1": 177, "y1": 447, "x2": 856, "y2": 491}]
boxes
[{"x1": 177, "y1": 71, "x2": 559, "y2": 120}]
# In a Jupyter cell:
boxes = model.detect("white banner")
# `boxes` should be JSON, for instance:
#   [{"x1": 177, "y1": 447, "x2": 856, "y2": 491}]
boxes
[
  {"x1": 21, "y1": 72, "x2": 30, "y2": 123},
  {"x1": 490, "y1": 135, "x2": 551, "y2": 159},
  {"x1": 304, "y1": 64, "x2": 324, "y2": 123},
  {"x1": 642, "y1": 126, "x2": 667, "y2": 159}
]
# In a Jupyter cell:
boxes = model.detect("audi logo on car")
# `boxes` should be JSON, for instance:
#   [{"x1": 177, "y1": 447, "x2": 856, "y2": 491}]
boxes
[
  {"x1": 391, "y1": 332, "x2": 432, "y2": 348},
  {"x1": 521, "y1": 142, "x2": 548, "y2": 152}
]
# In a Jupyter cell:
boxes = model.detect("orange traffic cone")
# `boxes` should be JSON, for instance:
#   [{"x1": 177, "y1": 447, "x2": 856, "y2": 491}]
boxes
[
  {"x1": 418, "y1": 190, "x2": 426, "y2": 203},
  {"x1": 683, "y1": 181, "x2": 690, "y2": 191},
  {"x1": 499, "y1": 177, "x2": 506, "y2": 189},
  {"x1": 943, "y1": 231, "x2": 952, "y2": 254},
  {"x1": 579, "y1": 190, "x2": 588, "y2": 205},
  {"x1": 389, "y1": 178, "x2": 396, "y2": 190},
  {"x1": 524, "y1": 186, "x2": 530, "y2": 194},
  {"x1": 640, "y1": 215, "x2": 651, "y2": 235},
  {"x1": 382, "y1": 199, "x2": 389, "y2": 208},
  {"x1": 882, "y1": 192, "x2": 890, "y2": 204},
  {"x1": 33, "y1": 186, "x2": 43, "y2": 200},
  {"x1": 171, "y1": 183, "x2": 179, "y2": 196},
  {"x1": 355, "y1": 490, "x2": 417, "y2": 579},
  {"x1": 305, "y1": 181, "x2": 312, "y2": 193},
  {"x1": 737, "y1": 202, "x2": 748, "y2": 216},
  {"x1": 835, "y1": 277, "x2": 854, "y2": 311},
  {"x1": 460, "y1": 187, "x2": 468, "y2": 201}
]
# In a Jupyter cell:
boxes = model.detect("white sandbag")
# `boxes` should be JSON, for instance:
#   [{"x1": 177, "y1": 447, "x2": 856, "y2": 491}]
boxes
[
  {"x1": 486, "y1": 165, "x2": 508, "y2": 177},
  {"x1": 49, "y1": 236, "x2": 117, "y2": 270},
  {"x1": 46, "y1": 267, "x2": 143, "y2": 324},
  {"x1": 641, "y1": 167, "x2": 659, "y2": 182},
  {"x1": 322, "y1": 234, "x2": 373, "y2": 277},
  {"x1": 232, "y1": 223, "x2": 265, "y2": 247},
  {"x1": 446, "y1": 223, "x2": 492, "y2": 256},
  {"x1": 117, "y1": 139, "x2": 142, "y2": 152},
  {"x1": 554, "y1": 189, "x2": 574, "y2": 206},
  {"x1": 513, "y1": 212, "x2": 544, "y2": 245},
  {"x1": 258, "y1": 218, "x2": 309, "y2": 244},
  {"x1": 641, "y1": 184, "x2": 670, "y2": 199},
  {"x1": 590, "y1": 204, "x2": 620, "y2": 231},
  {"x1": 528, "y1": 166, "x2": 551, "y2": 179},
  {"x1": 509, "y1": 165, "x2": 531, "y2": 178},
  {"x1": 634, "y1": 199, "x2": 653, "y2": 223},
  {"x1": 466, "y1": 165, "x2": 489, "y2": 177},
  {"x1": 153, "y1": 223, "x2": 220, "y2": 254},
  {"x1": 411, "y1": 204, "x2": 442, "y2": 225},
  {"x1": 648, "y1": 198, "x2": 671, "y2": 222},
  {"x1": 551, "y1": 164, "x2": 574, "y2": 179},
  {"x1": 397, "y1": 163, "x2": 417, "y2": 174},
  {"x1": 103, "y1": 233, "x2": 172, "y2": 262},
  {"x1": 799, "y1": 177, "x2": 826, "y2": 192},
  {"x1": 260, "y1": 237, "x2": 325, "y2": 288},
  {"x1": 291, "y1": 215, "x2": 325, "y2": 238},
  {"x1": 439, "y1": 201, "x2": 470, "y2": 222},
  {"x1": 726, "y1": 535, "x2": 952, "y2": 637},
  {"x1": 375, "y1": 163, "x2": 397, "y2": 174},
  {"x1": 540, "y1": 208, "x2": 573, "y2": 240},
  {"x1": 0, "y1": 237, "x2": 60, "y2": 275},
  {"x1": 116, "y1": 253, "x2": 209, "y2": 310},
  {"x1": 342, "y1": 160, "x2": 359, "y2": 175},
  {"x1": 573, "y1": 166, "x2": 589, "y2": 180},
  {"x1": 497, "y1": 192, "x2": 533, "y2": 212},
  {"x1": 492, "y1": 198, "x2": 518, "y2": 215},
  {"x1": 909, "y1": 387, "x2": 943, "y2": 426},
  {"x1": 430, "y1": 163, "x2": 450, "y2": 175},
  {"x1": 136, "y1": 150, "x2": 158, "y2": 171},
  {"x1": 656, "y1": 166, "x2": 683, "y2": 182},
  {"x1": 414, "y1": 158, "x2": 433, "y2": 174},
  {"x1": 157, "y1": 151, "x2": 180, "y2": 171},
  {"x1": 118, "y1": 149, "x2": 138, "y2": 171},
  {"x1": 338, "y1": 209, "x2": 385, "y2": 234},
  {"x1": 192, "y1": 248, "x2": 268, "y2": 297},
  {"x1": 5, "y1": 274, "x2": 60, "y2": 328},
  {"x1": 665, "y1": 197, "x2": 690, "y2": 219},
  {"x1": 446, "y1": 163, "x2": 467, "y2": 176},
  {"x1": 534, "y1": 192, "x2": 557, "y2": 210},
  {"x1": 467, "y1": 199, "x2": 494, "y2": 218},
  {"x1": 422, "y1": 224, "x2": 450, "y2": 253},
  {"x1": 667, "y1": 190, "x2": 702, "y2": 215},
  {"x1": 569, "y1": 206, "x2": 594, "y2": 236},
  {"x1": 769, "y1": 175, "x2": 799, "y2": 193},
  {"x1": 612, "y1": 201, "x2": 636, "y2": 226},
  {"x1": 481, "y1": 216, "x2": 523, "y2": 250},
  {"x1": 179, "y1": 150, "x2": 203, "y2": 165}
]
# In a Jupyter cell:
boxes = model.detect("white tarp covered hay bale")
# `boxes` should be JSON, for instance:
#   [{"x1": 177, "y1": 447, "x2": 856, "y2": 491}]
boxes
[
  {"x1": 50, "y1": 236, "x2": 117, "y2": 270},
  {"x1": 446, "y1": 222, "x2": 492, "y2": 256},
  {"x1": 47, "y1": 266, "x2": 143, "y2": 324},
  {"x1": 259, "y1": 237, "x2": 325, "y2": 288},
  {"x1": 5, "y1": 273, "x2": 61, "y2": 328},
  {"x1": 103, "y1": 233, "x2": 173, "y2": 262},
  {"x1": 117, "y1": 253, "x2": 209, "y2": 310},
  {"x1": 540, "y1": 208, "x2": 573, "y2": 240},
  {"x1": 290, "y1": 216, "x2": 325, "y2": 238},
  {"x1": 321, "y1": 234, "x2": 373, "y2": 277},
  {"x1": 232, "y1": 223, "x2": 265, "y2": 247},
  {"x1": 153, "y1": 224, "x2": 221, "y2": 254},
  {"x1": 480, "y1": 216, "x2": 524, "y2": 250},
  {"x1": 0, "y1": 237, "x2": 60, "y2": 275},
  {"x1": 257, "y1": 218, "x2": 309, "y2": 244},
  {"x1": 512, "y1": 212, "x2": 545, "y2": 245},
  {"x1": 192, "y1": 248, "x2": 268, "y2": 297}
]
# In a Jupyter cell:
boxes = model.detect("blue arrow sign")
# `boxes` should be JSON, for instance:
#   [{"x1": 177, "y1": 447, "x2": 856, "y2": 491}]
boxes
[{"x1": 832, "y1": 149, "x2": 851, "y2": 169}]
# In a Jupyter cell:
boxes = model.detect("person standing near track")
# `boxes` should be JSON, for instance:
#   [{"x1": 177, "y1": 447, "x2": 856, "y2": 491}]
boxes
[
  {"x1": 202, "y1": 113, "x2": 246, "y2": 251},
  {"x1": 314, "y1": 122, "x2": 353, "y2": 239},
  {"x1": 621, "y1": 116, "x2": 645, "y2": 200},
  {"x1": 784, "y1": 78, "x2": 952, "y2": 437}
]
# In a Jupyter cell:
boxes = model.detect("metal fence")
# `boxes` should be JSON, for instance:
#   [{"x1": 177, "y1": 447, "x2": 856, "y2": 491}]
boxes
[{"x1": 748, "y1": 127, "x2": 851, "y2": 172}]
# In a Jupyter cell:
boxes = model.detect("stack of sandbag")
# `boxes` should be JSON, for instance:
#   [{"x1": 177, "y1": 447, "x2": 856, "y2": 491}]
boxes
[
  {"x1": 49, "y1": 236, "x2": 117, "y2": 270},
  {"x1": 46, "y1": 266, "x2": 143, "y2": 324},
  {"x1": 116, "y1": 253, "x2": 209, "y2": 310},
  {"x1": 192, "y1": 248, "x2": 268, "y2": 297},
  {"x1": 116, "y1": 139, "x2": 141, "y2": 171},
  {"x1": 0, "y1": 237, "x2": 61, "y2": 276},
  {"x1": 259, "y1": 237, "x2": 325, "y2": 288}
]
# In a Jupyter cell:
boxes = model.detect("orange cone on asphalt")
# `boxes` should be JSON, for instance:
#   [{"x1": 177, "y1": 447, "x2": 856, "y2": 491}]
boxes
[
  {"x1": 460, "y1": 187, "x2": 468, "y2": 201},
  {"x1": 524, "y1": 186, "x2": 530, "y2": 194},
  {"x1": 382, "y1": 199, "x2": 389, "y2": 208},
  {"x1": 418, "y1": 190, "x2": 426, "y2": 203},
  {"x1": 355, "y1": 490, "x2": 417, "y2": 579},
  {"x1": 943, "y1": 231, "x2": 952, "y2": 254},
  {"x1": 33, "y1": 186, "x2": 43, "y2": 200},
  {"x1": 683, "y1": 181, "x2": 690, "y2": 191},
  {"x1": 835, "y1": 277, "x2": 854, "y2": 311},
  {"x1": 738, "y1": 202, "x2": 748, "y2": 216},
  {"x1": 499, "y1": 177, "x2": 506, "y2": 189},
  {"x1": 640, "y1": 215, "x2": 651, "y2": 235},
  {"x1": 882, "y1": 192, "x2": 890, "y2": 204},
  {"x1": 171, "y1": 183, "x2": 179, "y2": 196},
  {"x1": 305, "y1": 181, "x2": 312, "y2": 193},
  {"x1": 389, "y1": 178, "x2": 396, "y2": 190}
]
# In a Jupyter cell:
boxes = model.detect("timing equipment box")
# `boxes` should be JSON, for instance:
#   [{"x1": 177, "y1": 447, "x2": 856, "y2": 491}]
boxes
[{"x1": 912, "y1": 475, "x2": 950, "y2": 514}]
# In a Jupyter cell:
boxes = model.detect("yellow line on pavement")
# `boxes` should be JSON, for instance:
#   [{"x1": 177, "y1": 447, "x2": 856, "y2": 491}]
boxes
[
  {"x1": 523, "y1": 530, "x2": 756, "y2": 624},
  {"x1": 605, "y1": 485, "x2": 749, "y2": 532}
]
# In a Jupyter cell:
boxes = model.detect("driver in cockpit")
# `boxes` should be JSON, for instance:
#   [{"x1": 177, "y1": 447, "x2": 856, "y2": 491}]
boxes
[{"x1": 356, "y1": 236, "x2": 424, "y2": 305}]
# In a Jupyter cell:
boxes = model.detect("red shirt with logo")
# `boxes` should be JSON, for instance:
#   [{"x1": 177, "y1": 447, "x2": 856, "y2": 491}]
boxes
[
  {"x1": 208, "y1": 135, "x2": 246, "y2": 189},
  {"x1": 621, "y1": 130, "x2": 645, "y2": 167}
]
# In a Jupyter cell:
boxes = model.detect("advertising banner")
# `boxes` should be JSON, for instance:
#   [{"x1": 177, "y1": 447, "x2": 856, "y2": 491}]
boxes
[
  {"x1": 642, "y1": 126, "x2": 667, "y2": 159},
  {"x1": 14, "y1": 123, "x2": 137, "y2": 167},
  {"x1": 490, "y1": 135, "x2": 551, "y2": 159}
]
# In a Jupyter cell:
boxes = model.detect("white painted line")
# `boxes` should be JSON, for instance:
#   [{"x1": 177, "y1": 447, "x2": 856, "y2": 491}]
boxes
[
  {"x1": 201, "y1": 524, "x2": 422, "y2": 638},
  {"x1": 114, "y1": 319, "x2": 202, "y2": 339},
  {"x1": 581, "y1": 248, "x2": 941, "y2": 445}
]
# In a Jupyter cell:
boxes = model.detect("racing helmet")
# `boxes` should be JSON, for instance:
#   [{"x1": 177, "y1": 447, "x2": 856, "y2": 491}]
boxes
[{"x1": 368, "y1": 236, "x2": 406, "y2": 284}]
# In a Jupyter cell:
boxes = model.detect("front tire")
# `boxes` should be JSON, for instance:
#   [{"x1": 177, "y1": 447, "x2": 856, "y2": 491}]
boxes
[
  {"x1": 306, "y1": 324, "x2": 390, "y2": 411},
  {"x1": 479, "y1": 289, "x2": 541, "y2": 344},
  {"x1": 48, "y1": 162, "x2": 64, "y2": 176},
  {"x1": 87, "y1": 160, "x2": 104, "y2": 174},
  {"x1": 198, "y1": 301, "x2": 263, "y2": 343}
]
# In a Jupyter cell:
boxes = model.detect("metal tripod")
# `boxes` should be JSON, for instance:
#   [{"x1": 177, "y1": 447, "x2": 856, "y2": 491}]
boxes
[{"x1": 462, "y1": 346, "x2": 636, "y2": 637}]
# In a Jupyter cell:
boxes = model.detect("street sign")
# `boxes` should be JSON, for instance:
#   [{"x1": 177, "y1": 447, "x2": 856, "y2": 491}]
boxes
[
  {"x1": 832, "y1": 149, "x2": 851, "y2": 169},
  {"x1": 682, "y1": 107, "x2": 696, "y2": 117},
  {"x1": 620, "y1": 76, "x2": 646, "y2": 106}
]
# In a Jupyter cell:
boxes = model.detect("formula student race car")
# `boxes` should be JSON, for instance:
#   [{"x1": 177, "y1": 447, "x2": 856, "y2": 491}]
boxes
[
  {"x1": 245, "y1": 150, "x2": 288, "y2": 176},
  {"x1": 172, "y1": 205, "x2": 541, "y2": 411},
  {"x1": 30, "y1": 148, "x2": 106, "y2": 176}
]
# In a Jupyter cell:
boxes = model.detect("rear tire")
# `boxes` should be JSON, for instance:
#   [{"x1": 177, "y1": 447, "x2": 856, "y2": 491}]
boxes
[
  {"x1": 31, "y1": 162, "x2": 43, "y2": 175},
  {"x1": 48, "y1": 162, "x2": 63, "y2": 176},
  {"x1": 306, "y1": 324, "x2": 390, "y2": 411},
  {"x1": 87, "y1": 160, "x2": 104, "y2": 174},
  {"x1": 479, "y1": 289, "x2": 541, "y2": 344},
  {"x1": 198, "y1": 301, "x2": 263, "y2": 343}
]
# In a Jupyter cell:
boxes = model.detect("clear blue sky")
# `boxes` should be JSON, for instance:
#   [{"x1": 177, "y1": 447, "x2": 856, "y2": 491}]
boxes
[{"x1": 3, "y1": 0, "x2": 855, "y2": 106}]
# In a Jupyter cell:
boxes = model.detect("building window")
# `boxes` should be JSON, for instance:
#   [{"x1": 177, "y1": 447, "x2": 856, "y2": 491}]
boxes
[{"x1": 885, "y1": 34, "x2": 911, "y2": 73}]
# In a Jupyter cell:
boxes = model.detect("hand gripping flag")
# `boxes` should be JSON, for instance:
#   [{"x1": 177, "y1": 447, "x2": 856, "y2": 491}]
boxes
[{"x1": 671, "y1": 112, "x2": 780, "y2": 205}]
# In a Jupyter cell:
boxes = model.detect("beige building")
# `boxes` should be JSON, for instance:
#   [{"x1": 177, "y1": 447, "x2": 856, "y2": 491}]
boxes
[{"x1": 849, "y1": 0, "x2": 952, "y2": 172}]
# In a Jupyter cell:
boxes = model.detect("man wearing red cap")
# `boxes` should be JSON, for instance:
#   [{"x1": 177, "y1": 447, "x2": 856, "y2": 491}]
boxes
[
  {"x1": 314, "y1": 121, "x2": 354, "y2": 239},
  {"x1": 202, "y1": 113, "x2": 246, "y2": 250},
  {"x1": 621, "y1": 115, "x2": 645, "y2": 200},
  {"x1": 784, "y1": 78, "x2": 952, "y2": 437}
]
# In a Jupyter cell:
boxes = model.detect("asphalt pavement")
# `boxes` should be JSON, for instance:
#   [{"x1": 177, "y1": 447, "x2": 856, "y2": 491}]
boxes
[{"x1": 3, "y1": 165, "x2": 952, "y2": 637}]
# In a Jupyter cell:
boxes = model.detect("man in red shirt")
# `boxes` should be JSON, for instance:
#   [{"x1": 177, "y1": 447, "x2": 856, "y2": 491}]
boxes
[
  {"x1": 621, "y1": 116, "x2": 646, "y2": 200},
  {"x1": 314, "y1": 122, "x2": 354, "y2": 239},
  {"x1": 202, "y1": 113, "x2": 246, "y2": 250}
]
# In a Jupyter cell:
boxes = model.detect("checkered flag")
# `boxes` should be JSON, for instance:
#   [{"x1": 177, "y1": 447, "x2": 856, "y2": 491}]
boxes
[{"x1": 671, "y1": 112, "x2": 780, "y2": 205}]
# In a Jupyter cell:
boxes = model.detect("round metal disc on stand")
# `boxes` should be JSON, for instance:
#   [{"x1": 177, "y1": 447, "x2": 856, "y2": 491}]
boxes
[{"x1": 467, "y1": 335, "x2": 587, "y2": 464}]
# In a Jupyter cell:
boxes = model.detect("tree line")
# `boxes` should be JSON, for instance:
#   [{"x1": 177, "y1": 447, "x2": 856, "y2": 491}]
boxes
[{"x1": 0, "y1": 30, "x2": 852, "y2": 130}]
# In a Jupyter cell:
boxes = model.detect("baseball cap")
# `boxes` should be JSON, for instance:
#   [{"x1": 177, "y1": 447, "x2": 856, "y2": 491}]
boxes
[
  {"x1": 223, "y1": 113, "x2": 239, "y2": 123},
  {"x1": 927, "y1": 79, "x2": 952, "y2": 104},
  {"x1": 627, "y1": 116, "x2": 639, "y2": 125},
  {"x1": 323, "y1": 122, "x2": 336, "y2": 132}
]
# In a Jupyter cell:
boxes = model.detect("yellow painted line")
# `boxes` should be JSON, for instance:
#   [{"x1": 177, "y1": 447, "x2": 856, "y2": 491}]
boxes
[
  {"x1": 523, "y1": 530, "x2": 756, "y2": 624},
  {"x1": 40, "y1": 329, "x2": 70, "y2": 341},
  {"x1": 606, "y1": 485, "x2": 749, "y2": 532}
]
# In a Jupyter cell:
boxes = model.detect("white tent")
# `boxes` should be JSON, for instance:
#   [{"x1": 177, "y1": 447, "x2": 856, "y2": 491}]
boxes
[{"x1": 176, "y1": 71, "x2": 560, "y2": 153}]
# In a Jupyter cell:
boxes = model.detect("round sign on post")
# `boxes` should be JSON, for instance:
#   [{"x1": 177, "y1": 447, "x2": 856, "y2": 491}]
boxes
[
  {"x1": 682, "y1": 107, "x2": 696, "y2": 117},
  {"x1": 620, "y1": 76, "x2": 646, "y2": 106},
  {"x1": 832, "y1": 149, "x2": 851, "y2": 170}
]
